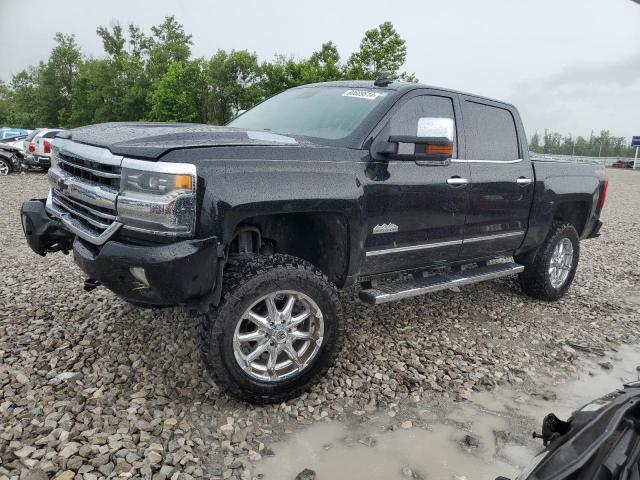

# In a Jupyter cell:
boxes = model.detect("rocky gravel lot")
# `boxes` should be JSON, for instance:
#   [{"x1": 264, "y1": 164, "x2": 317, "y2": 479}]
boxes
[{"x1": 1, "y1": 169, "x2": 639, "y2": 480}]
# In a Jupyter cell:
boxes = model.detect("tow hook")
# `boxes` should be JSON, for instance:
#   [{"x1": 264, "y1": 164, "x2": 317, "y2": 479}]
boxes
[{"x1": 84, "y1": 278, "x2": 101, "y2": 292}]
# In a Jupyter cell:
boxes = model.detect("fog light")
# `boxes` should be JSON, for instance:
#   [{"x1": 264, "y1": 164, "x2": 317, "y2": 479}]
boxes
[{"x1": 130, "y1": 267, "x2": 149, "y2": 288}]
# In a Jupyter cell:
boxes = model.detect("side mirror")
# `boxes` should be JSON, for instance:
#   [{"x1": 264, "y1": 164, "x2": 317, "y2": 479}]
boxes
[{"x1": 374, "y1": 117, "x2": 455, "y2": 163}]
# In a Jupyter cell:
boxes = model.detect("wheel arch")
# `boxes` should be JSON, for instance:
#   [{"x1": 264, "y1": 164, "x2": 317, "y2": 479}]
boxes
[
  {"x1": 552, "y1": 199, "x2": 591, "y2": 237},
  {"x1": 226, "y1": 211, "x2": 351, "y2": 288}
]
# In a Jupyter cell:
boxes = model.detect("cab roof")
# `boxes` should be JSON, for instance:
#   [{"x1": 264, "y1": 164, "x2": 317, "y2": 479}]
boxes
[{"x1": 298, "y1": 80, "x2": 516, "y2": 110}]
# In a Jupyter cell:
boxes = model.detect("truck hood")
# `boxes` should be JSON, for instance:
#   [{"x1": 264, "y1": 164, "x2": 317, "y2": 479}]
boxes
[{"x1": 62, "y1": 122, "x2": 305, "y2": 159}]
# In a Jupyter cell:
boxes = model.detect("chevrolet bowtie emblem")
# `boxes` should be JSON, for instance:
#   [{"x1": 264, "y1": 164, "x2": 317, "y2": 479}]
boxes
[{"x1": 373, "y1": 223, "x2": 398, "y2": 234}]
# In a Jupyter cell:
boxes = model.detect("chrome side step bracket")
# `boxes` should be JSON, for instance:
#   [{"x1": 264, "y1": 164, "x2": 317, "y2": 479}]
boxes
[{"x1": 359, "y1": 262, "x2": 525, "y2": 305}]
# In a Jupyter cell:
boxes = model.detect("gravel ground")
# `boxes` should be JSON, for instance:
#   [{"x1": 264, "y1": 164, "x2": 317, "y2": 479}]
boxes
[{"x1": 1, "y1": 169, "x2": 639, "y2": 480}]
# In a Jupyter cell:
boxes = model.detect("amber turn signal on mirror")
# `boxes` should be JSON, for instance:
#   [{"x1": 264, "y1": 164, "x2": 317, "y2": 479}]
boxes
[{"x1": 424, "y1": 144, "x2": 453, "y2": 156}]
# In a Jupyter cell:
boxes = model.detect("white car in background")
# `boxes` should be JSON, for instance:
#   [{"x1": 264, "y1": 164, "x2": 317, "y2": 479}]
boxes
[{"x1": 23, "y1": 128, "x2": 63, "y2": 170}]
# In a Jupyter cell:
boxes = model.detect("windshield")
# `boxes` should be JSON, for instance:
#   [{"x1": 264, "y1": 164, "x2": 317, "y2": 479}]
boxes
[{"x1": 228, "y1": 87, "x2": 389, "y2": 140}]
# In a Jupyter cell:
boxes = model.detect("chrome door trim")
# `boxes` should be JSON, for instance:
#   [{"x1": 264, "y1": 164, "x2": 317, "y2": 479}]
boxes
[
  {"x1": 365, "y1": 230, "x2": 525, "y2": 256},
  {"x1": 463, "y1": 230, "x2": 525, "y2": 243},
  {"x1": 365, "y1": 239, "x2": 463, "y2": 257},
  {"x1": 451, "y1": 158, "x2": 523, "y2": 164}
]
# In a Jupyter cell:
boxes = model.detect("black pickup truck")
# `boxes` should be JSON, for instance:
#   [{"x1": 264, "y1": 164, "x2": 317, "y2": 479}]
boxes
[{"x1": 20, "y1": 78, "x2": 607, "y2": 403}]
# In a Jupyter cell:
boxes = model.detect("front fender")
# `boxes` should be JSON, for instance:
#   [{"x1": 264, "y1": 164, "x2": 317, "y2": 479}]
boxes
[{"x1": 195, "y1": 157, "x2": 368, "y2": 278}]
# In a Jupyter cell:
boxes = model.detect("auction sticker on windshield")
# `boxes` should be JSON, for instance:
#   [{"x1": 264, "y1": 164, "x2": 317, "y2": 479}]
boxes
[{"x1": 342, "y1": 89, "x2": 384, "y2": 100}]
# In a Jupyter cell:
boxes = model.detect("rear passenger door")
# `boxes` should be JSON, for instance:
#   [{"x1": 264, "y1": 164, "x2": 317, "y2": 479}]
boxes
[{"x1": 458, "y1": 98, "x2": 534, "y2": 259}]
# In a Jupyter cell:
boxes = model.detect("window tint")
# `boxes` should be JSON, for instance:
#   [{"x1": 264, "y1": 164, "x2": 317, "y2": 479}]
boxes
[
  {"x1": 463, "y1": 101, "x2": 519, "y2": 161},
  {"x1": 42, "y1": 130, "x2": 60, "y2": 138},
  {"x1": 389, "y1": 95, "x2": 457, "y2": 156}
]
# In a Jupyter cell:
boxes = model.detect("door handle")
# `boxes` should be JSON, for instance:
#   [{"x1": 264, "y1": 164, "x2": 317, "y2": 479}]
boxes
[
  {"x1": 516, "y1": 177, "x2": 533, "y2": 185},
  {"x1": 447, "y1": 176, "x2": 469, "y2": 186}
]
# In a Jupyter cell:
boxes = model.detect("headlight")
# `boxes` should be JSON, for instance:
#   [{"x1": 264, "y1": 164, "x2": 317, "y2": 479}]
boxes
[{"x1": 117, "y1": 159, "x2": 197, "y2": 237}]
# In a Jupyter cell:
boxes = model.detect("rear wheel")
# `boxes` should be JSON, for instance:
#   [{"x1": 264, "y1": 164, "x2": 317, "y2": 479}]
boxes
[
  {"x1": 197, "y1": 254, "x2": 344, "y2": 403},
  {"x1": 517, "y1": 221, "x2": 580, "y2": 301},
  {"x1": 0, "y1": 157, "x2": 11, "y2": 176}
]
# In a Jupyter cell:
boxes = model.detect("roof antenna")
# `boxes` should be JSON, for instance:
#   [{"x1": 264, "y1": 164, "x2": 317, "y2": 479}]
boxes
[{"x1": 374, "y1": 72, "x2": 393, "y2": 87}]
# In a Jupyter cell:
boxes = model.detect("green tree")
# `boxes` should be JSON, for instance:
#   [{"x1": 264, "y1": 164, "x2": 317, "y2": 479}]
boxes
[
  {"x1": 8, "y1": 67, "x2": 41, "y2": 128},
  {"x1": 0, "y1": 81, "x2": 15, "y2": 126},
  {"x1": 146, "y1": 16, "x2": 193, "y2": 81},
  {"x1": 305, "y1": 42, "x2": 344, "y2": 82},
  {"x1": 147, "y1": 60, "x2": 206, "y2": 122},
  {"x1": 206, "y1": 50, "x2": 263, "y2": 124},
  {"x1": 69, "y1": 59, "x2": 115, "y2": 126},
  {"x1": 91, "y1": 22, "x2": 151, "y2": 122},
  {"x1": 259, "y1": 42, "x2": 347, "y2": 99},
  {"x1": 529, "y1": 131, "x2": 541, "y2": 153},
  {"x1": 4, "y1": 17, "x2": 431, "y2": 129},
  {"x1": 347, "y1": 21, "x2": 416, "y2": 81},
  {"x1": 530, "y1": 129, "x2": 634, "y2": 157},
  {"x1": 36, "y1": 33, "x2": 82, "y2": 127},
  {"x1": 259, "y1": 55, "x2": 306, "y2": 99}
]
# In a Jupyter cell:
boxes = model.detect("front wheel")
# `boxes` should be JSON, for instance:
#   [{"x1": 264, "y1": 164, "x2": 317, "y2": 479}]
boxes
[
  {"x1": 517, "y1": 221, "x2": 580, "y2": 301},
  {"x1": 0, "y1": 157, "x2": 11, "y2": 176},
  {"x1": 197, "y1": 254, "x2": 344, "y2": 403}
]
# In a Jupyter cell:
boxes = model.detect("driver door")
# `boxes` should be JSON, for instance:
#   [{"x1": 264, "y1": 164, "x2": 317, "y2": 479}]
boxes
[{"x1": 361, "y1": 92, "x2": 471, "y2": 275}]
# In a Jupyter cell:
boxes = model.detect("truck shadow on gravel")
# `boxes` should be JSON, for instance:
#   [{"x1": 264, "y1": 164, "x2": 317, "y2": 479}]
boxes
[
  {"x1": 109, "y1": 273, "x2": 588, "y2": 407},
  {"x1": 96, "y1": 276, "x2": 528, "y2": 407}
]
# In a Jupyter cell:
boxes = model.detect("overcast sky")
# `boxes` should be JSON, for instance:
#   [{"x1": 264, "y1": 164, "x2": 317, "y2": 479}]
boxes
[{"x1": 1, "y1": 0, "x2": 639, "y2": 139}]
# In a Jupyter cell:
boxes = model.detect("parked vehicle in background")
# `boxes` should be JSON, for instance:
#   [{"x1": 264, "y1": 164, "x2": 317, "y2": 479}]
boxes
[
  {"x1": 21, "y1": 129, "x2": 42, "y2": 154},
  {"x1": 0, "y1": 141, "x2": 22, "y2": 177},
  {"x1": 611, "y1": 159, "x2": 634, "y2": 169},
  {"x1": 20, "y1": 79, "x2": 607, "y2": 403},
  {"x1": 0, "y1": 134, "x2": 28, "y2": 175},
  {"x1": 0, "y1": 127, "x2": 30, "y2": 140},
  {"x1": 23, "y1": 128, "x2": 63, "y2": 170}
]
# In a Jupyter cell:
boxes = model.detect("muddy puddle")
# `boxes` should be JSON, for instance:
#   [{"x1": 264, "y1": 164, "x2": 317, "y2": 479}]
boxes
[{"x1": 255, "y1": 345, "x2": 640, "y2": 480}]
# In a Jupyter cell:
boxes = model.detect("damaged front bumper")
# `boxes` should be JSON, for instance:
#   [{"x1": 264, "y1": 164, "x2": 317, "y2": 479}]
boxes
[{"x1": 21, "y1": 198, "x2": 220, "y2": 306}]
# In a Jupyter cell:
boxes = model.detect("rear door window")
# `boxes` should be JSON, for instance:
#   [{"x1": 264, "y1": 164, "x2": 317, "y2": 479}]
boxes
[{"x1": 462, "y1": 101, "x2": 519, "y2": 161}]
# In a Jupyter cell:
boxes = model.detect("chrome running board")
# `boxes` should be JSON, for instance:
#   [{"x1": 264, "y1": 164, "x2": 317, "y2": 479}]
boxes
[{"x1": 359, "y1": 262, "x2": 524, "y2": 305}]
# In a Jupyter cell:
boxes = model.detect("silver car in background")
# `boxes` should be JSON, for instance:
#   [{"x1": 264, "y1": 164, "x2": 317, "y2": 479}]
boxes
[{"x1": 23, "y1": 128, "x2": 63, "y2": 170}]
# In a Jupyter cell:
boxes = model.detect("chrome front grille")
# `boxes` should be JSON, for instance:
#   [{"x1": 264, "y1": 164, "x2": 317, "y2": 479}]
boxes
[
  {"x1": 51, "y1": 190, "x2": 117, "y2": 231},
  {"x1": 46, "y1": 139, "x2": 124, "y2": 245},
  {"x1": 58, "y1": 152, "x2": 121, "y2": 187}
]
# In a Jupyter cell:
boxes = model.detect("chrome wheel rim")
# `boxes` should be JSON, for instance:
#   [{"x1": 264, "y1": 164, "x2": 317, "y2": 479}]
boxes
[
  {"x1": 233, "y1": 290, "x2": 324, "y2": 382},
  {"x1": 549, "y1": 238, "x2": 574, "y2": 288},
  {"x1": 0, "y1": 161, "x2": 9, "y2": 176}
]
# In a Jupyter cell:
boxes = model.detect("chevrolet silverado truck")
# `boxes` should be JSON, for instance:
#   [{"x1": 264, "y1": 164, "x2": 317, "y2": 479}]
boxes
[{"x1": 20, "y1": 78, "x2": 607, "y2": 403}]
